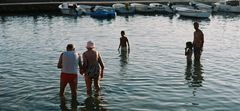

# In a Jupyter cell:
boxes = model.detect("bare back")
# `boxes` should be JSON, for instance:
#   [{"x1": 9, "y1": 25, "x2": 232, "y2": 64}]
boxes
[
  {"x1": 83, "y1": 50, "x2": 98, "y2": 66},
  {"x1": 83, "y1": 49, "x2": 104, "y2": 70}
]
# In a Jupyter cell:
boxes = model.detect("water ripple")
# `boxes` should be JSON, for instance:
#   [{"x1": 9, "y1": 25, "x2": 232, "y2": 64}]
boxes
[{"x1": 0, "y1": 14, "x2": 240, "y2": 111}]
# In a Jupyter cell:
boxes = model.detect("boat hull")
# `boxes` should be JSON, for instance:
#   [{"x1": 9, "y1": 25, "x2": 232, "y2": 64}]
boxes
[
  {"x1": 58, "y1": 4, "x2": 83, "y2": 15},
  {"x1": 177, "y1": 7, "x2": 211, "y2": 18},
  {"x1": 112, "y1": 3, "x2": 135, "y2": 14}
]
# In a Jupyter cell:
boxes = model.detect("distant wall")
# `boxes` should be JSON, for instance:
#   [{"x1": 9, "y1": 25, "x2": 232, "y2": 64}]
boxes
[{"x1": 0, "y1": 3, "x2": 60, "y2": 13}]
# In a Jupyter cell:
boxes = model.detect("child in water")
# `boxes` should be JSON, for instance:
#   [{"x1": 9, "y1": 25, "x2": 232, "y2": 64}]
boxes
[{"x1": 185, "y1": 41, "x2": 193, "y2": 63}]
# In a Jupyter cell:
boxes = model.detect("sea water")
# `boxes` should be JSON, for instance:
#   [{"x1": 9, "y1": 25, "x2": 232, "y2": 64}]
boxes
[{"x1": 0, "y1": 13, "x2": 240, "y2": 111}]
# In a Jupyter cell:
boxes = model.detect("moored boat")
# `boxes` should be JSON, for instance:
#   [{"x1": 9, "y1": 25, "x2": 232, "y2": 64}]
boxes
[
  {"x1": 79, "y1": 4, "x2": 93, "y2": 15},
  {"x1": 213, "y1": 0, "x2": 240, "y2": 13},
  {"x1": 130, "y1": 3, "x2": 155, "y2": 14},
  {"x1": 112, "y1": 3, "x2": 135, "y2": 14},
  {"x1": 176, "y1": 7, "x2": 211, "y2": 18},
  {"x1": 149, "y1": 3, "x2": 174, "y2": 14},
  {"x1": 189, "y1": 1, "x2": 213, "y2": 12},
  {"x1": 89, "y1": 6, "x2": 116, "y2": 18},
  {"x1": 58, "y1": 3, "x2": 84, "y2": 15}
]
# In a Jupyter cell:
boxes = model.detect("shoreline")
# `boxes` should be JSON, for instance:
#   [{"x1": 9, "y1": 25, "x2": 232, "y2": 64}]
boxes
[{"x1": 0, "y1": 0, "x2": 220, "y2": 13}]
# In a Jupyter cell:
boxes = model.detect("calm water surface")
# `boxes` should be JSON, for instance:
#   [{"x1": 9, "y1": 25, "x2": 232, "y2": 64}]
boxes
[{"x1": 0, "y1": 13, "x2": 240, "y2": 111}]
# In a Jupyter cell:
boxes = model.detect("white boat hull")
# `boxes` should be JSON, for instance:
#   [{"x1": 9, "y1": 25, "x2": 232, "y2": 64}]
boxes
[
  {"x1": 112, "y1": 3, "x2": 135, "y2": 14},
  {"x1": 58, "y1": 3, "x2": 83, "y2": 15},
  {"x1": 149, "y1": 3, "x2": 174, "y2": 13},
  {"x1": 177, "y1": 7, "x2": 211, "y2": 18},
  {"x1": 131, "y1": 3, "x2": 155, "y2": 13}
]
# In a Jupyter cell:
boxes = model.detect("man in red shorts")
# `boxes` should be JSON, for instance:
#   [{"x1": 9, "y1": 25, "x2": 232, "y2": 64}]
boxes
[{"x1": 57, "y1": 44, "x2": 83, "y2": 101}]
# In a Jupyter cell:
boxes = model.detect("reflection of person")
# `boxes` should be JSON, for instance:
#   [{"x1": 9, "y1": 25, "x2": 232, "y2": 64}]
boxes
[
  {"x1": 185, "y1": 41, "x2": 193, "y2": 63},
  {"x1": 81, "y1": 96, "x2": 107, "y2": 111},
  {"x1": 192, "y1": 60, "x2": 204, "y2": 86},
  {"x1": 118, "y1": 31, "x2": 130, "y2": 54},
  {"x1": 184, "y1": 60, "x2": 204, "y2": 96},
  {"x1": 60, "y1": 97, "x2": 78, "y2": 111},
  {"x1": 184, "y1": 60, "x2": 204, "y2": 87},
  {"x1": 82, "y1": 41, "x2": 105, "y2": 97},
  {"x1": 57, "y1": 44, "x2": 83, "y2": 101},
  {"x1": 193, "y1": 22, "x2": 204, "y2": 61}
]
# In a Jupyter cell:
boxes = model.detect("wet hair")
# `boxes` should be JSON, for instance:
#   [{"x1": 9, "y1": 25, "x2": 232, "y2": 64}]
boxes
[
  {"x1": 66, "y1": 44, "x2": 75, "y2": 50},
  {"x1": 121, "y1": 31, "x2": 125, "y2": 35},
  {"x1": 194, "y1": 22, "x2": 199, "y2": 27},
  {"x1": 186, "y1": 41, "x2": 193, "y2": 49}
]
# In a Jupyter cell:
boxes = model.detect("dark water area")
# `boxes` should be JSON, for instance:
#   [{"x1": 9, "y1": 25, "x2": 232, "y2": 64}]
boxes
[{"x1": 0, "y1": 13, "x2": 240, "y2": 111}]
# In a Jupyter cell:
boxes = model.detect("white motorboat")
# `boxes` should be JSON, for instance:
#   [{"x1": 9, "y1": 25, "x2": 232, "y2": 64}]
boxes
[
  {"x1": 130, "y1": 3, "x2": 155, "y2": 13},
  {"x1": 171, "y1": 4, "x2": 193, "y2": 12},
  {"x1": 149, "y1": 3, "x2": 174, "y2": 13},
  {"x1": 89, "y1": 6, "x2": 116, "y2": 18},
  {"x1": 79, "y1": 4, "x2": 93, "y2": 15},
  {"x1": 58, "y1": 3, "x2": 84, "y2": 15},
  {"x1": 176, "y1": 7, "x2": 211, "y2": 18},
  {"x1": 189, "y1": 1, "x2": 213, "y2": 12},
  {"x1": 213, "y1": 0, "x2": 240, "y2": 13},
  {"x1": 112, "y1": 3, "x2": 135, "y2": 14}
]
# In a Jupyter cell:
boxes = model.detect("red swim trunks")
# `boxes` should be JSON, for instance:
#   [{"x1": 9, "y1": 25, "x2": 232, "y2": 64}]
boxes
[{"x1": 60, "y1": 73, "x2": 78, "y2": 85}]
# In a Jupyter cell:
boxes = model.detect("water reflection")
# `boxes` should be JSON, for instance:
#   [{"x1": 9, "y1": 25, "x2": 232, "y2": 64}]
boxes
[
  {"x1": 80, "y1": 96, "x2": 107, "y2": 111},
  {"x1": 119, "y1": 49, "x2": 129, "y2": 66},
  {"x1": 60, "y1": 97, "x2": 78, "y2": 111},
  {"x1": 185, "y1": 60, "x2": 204, "y2": 88},
  {"x1": 212, "y1": 12, "x2": 240, "y2": 18},
  {"x1": 178, "y1": 16, "x2": 211, "y2": 22}
]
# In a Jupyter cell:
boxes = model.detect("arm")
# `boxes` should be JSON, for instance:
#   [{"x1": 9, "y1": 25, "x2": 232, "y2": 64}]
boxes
[
  {"x1": 127, "y1": 38, "x2": 130, "y2": 53},
  {"x1": 98, "y1": 53, "x2": 105, "y2": 78},
  {"x1": 57, "y1": 53, "x2": 63, "y2": 69},
  {"x1": 82, "y1": 53, "x2": 88, "y2": 74},
  {"x1": 127, "y1": 38, "x2": 130, "y2": 49},
  {"x1": 118, "y1": 38, "x2": 121, "y2": 51},
  {"x1": 193, "y1": 32, "x2": 196, "y2": 47},
  {"x1": 201, "y1": 32, "x2": 204, "y2": 50},
  {"x1": 185, "y1": 48, "x2": 187, "y2": 56}
]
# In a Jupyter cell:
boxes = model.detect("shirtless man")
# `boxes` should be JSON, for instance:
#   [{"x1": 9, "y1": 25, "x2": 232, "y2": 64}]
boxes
[
  {"x1": 193, "y1": 22, "x2": 204, "y2": 61},
  {"x1": 118, "y1": 31, "x2": 130, "y2": 54}
]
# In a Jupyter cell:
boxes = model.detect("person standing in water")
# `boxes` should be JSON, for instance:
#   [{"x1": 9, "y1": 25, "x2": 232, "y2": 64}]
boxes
[
  {"x1": 57, "y1": 44, "x2": 83, "y2": 101},
  {"x1": 185, "y1": 41, "x2": 193, "y2": 64},
  {"x1": 118, "y1": 31, "x2": 130, "y2": 54},
  {"x1": 193, "y1": 22, "x2": 204, "y2": 61},
  {"x1": 82, "y1": 41, "x2": 105, "y2": 97}
]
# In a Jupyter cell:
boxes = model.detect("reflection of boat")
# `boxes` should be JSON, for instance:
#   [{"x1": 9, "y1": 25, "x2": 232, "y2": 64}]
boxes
[
  {"x1": 213, "y1": 0, "x2": 240, "y2": 13},
  {"x1": 112, "y1": 3, "x2": 135, "y2": 14},
  {"x1": 176, "y1": 7, "x2": 211, "y2": 18},
  {"x1": 149, "y1": 3, "x2": 174, "y2": 13},
  {"x1": 189, "y1": 1, "x2": 213, "y2": 12},
  {"x1": 58, "y1": 3, "x2": 84, "y2": 15},
  {"x1": 130, "y1": 3, "x2": 155, "y2": 13},
  {"x1": 89, "y1": 6, "x2": 116, "y2": 18}
]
